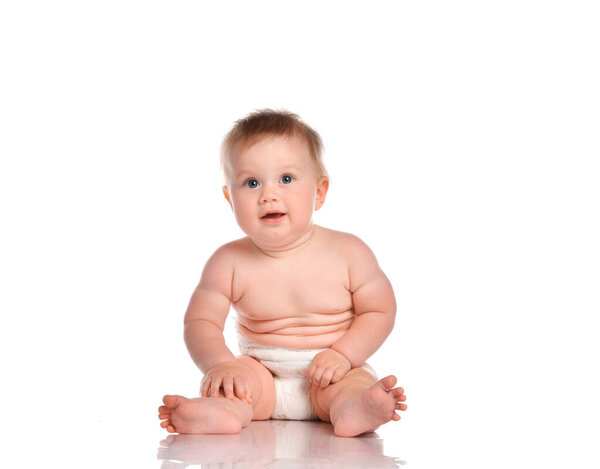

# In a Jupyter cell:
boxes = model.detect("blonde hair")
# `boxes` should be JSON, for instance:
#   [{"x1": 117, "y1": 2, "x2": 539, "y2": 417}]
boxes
[{"x1": 220, "y1": 109, "x2": 328, "y2": 183}]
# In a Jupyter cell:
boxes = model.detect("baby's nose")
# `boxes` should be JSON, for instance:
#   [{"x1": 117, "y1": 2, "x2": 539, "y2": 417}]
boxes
[{"x1": 260, "y1": 185, "x2": 280, "y2": 203}]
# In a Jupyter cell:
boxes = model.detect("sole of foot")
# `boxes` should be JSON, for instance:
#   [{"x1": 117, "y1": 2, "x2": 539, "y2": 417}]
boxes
[
  {"x1": 331, "y1": 375, "x2": 407, "y2": 437},
  {"x1": 158, "y1": 395, "x2": 244, "y2": 434}
]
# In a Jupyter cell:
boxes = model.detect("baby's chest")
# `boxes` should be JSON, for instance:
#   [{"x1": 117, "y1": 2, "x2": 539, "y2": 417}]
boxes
[{"x1": 233, "y1": 259, "x2": 352, "y2": 318}]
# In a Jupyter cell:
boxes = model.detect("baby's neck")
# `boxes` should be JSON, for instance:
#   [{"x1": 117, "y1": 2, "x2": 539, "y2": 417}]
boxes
[{"x1": 251, "y1": 225, "x2": 317, "y2": 258}]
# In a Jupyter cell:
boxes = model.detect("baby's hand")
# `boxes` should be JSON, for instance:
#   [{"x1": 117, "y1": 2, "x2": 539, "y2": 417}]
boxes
[
  {"x1": 306, "y1": 348, "x2": 351, "y2": 388},
  {"x1": 201, "y1": 361, "x2": 252, "y2": 404}
]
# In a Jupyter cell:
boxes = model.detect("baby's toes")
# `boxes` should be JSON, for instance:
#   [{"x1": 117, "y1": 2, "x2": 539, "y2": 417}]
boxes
[
  {"x1": 162, "y1": 394, "x2": 181, "y2": 409},
  {"x1": 391, "y1": 388, "x2": 406, "y2": 403},
  {"x1": 379, "y1": 375, "x2": 397, "y2": 391},
  {"x1": 160, "y1": 419, "x2": 177, "y2": 433}
]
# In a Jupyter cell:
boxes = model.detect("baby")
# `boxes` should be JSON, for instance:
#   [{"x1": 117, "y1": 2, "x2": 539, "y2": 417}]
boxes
[{"x1": 158, "y1": 110, "x2": 407, "y2": 437}]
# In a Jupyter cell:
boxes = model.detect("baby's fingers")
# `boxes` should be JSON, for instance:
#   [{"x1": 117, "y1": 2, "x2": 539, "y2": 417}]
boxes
[
  {"x1": 210, "y1": 376, "x2": 223, "y2": 397},
  {"x1": 234, "y1": 377, "x2": 252, "y2": 404},
  {"x1": 331, "y1": 367, "x2": 346, "y2": 384},
  {"x1": 311, "y1": 366, "x2": 326, "y2": 386},
  {"x1": 201, "y1": 377, "x2": 212, "y2": 397},
  {"x1": 222, "y1": 376, "x2": 235, "y2": 399},
  {"x1": 319, "y1": 367, "x2": 336, "y2": 388}
]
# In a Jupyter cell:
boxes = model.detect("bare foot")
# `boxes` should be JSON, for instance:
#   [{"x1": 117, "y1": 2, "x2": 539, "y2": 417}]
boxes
[
  {"x1": 330, "y1": 375, "x2": 407, "y2": 437},
  {"x1": 158, "y1": 395, "x2": 251, "y2": 434}
]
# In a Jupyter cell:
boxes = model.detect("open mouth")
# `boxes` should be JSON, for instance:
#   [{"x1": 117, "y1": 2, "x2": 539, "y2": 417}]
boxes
[{"x1": 261, "y1": 212, "x2": 286, "y2": 219}]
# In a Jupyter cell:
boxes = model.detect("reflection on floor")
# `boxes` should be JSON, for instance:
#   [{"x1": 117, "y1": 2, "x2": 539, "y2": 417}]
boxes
[{"x1": 157, "y1": 420, "x2": 405, "y2": 468}]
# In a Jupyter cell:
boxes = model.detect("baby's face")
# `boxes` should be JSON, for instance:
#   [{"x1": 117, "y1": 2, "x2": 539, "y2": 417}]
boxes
[{"x1": 223, "y1": 134, "x2": 328, "y2": 250}]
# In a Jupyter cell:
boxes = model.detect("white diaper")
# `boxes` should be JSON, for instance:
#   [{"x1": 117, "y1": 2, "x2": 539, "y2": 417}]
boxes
[{"x1": 238, "y1": 335, "x2": 324, "y2": 420}]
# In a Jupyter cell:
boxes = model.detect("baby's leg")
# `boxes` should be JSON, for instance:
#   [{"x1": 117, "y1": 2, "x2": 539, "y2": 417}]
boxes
[
  {"x1": 310, "y1": 368, "x2": 407, "y2": 437},
  {"x1": 159, "y1": 356, "x2": 276, "y2": 434}
]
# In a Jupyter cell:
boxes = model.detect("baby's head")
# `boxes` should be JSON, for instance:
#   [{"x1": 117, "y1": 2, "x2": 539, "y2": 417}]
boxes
[
  {"x1": 220, "y1": 110, "x2": 330, "y2": 251},
  {"x1": 220, "y1": 109, "x2": 328, "y2": 185}
]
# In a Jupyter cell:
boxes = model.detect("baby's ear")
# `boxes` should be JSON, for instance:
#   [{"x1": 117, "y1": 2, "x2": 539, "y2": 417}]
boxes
[
  {"x1": 315, "y1": 177, "x2": 329, "y2": 211},
  {"x1": 222, "y1": 185, "x2": 233, "y2": 210}
]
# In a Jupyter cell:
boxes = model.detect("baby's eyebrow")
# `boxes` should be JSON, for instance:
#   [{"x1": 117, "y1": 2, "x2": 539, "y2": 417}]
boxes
[
  {"x1": 234, "y1": 169, "x2": 255, "y2": 179},
  {"x1": 234, "y1": 165, "x2": 301, "y2": 180}
]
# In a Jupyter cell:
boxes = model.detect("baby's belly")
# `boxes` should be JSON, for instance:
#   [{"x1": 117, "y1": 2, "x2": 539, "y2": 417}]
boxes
[{"x1": 236, "y1": 311, "x2": 354, "y2": 350}]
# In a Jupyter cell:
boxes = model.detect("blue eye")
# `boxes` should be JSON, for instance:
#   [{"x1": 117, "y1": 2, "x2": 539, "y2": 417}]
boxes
[
  {"x1": 245, "y1": 179, "x2": 259, "y2": 188},
  {"x1": 280, "y1": 175, "x2": 293, "y2": 184}
]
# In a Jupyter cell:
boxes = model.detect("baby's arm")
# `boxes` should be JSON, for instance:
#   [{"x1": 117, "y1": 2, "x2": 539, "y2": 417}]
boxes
[
  {"x1": 307, "y1": 235, "x2": 396, "y2": 388},
  {"x1": 183, "y1": 246, "x2": 252, "y2": 403}
]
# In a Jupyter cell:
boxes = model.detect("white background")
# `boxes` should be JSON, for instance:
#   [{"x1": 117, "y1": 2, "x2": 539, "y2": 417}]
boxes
[{"x1": 1, "y1": 1, "x2": 598, "y2": 468}]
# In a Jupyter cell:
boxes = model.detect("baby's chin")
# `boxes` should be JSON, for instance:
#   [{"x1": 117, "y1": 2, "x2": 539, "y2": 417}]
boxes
[
  {"x1": 248, "y1": 226, "x2": 315, "y2": 253},
  {"x1": 250, "y1": 235, "x2": 297, "y2": 251}
]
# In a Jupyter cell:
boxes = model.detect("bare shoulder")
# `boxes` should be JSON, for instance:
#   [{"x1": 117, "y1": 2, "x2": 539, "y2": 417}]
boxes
[
  {"x1": 317, "y1": 226, "x2": 377, "y2": 262},
  {"x1": 209, "y1": 236, "x2": 253, "y2": 262},
  {"x1": 317, "y1": 226, "x2": 382, "y2": 293},
  {"x1": 199, "y1": 237, "x2": 252, "y2": 293}
]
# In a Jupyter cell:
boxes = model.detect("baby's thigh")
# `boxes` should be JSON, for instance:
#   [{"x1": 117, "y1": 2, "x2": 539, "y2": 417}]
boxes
[{"x1": 236, "y1": 355, "x2": 276, "y2": 420}]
